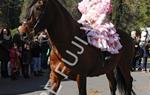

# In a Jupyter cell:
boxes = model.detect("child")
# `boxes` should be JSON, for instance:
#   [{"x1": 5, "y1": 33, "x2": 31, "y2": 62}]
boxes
[
  {"x1": 22, "y1": 41, "x2": 31, "y2": 78},
  {"x1": 9, "y1": 43, "x2": 21, "y2": 80}
]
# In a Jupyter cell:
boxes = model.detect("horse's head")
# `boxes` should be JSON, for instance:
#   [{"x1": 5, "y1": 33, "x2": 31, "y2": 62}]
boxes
[{"x1": 18, "y1": 0, "x2": 54, "y2": 35}]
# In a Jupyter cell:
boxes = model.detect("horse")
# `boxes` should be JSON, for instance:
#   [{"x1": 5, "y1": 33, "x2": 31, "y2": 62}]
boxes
[{"x1": 18, "y1": 0, "x2": 135, "y2": 95}]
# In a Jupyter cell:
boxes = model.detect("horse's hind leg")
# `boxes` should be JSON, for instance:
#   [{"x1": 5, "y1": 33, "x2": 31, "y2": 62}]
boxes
[
  {"x1": 106, "y1": 71, "x2": 117, "y2": 95},
  {"x1": 118, "y1": 57, "x2": 135, "y2": 95},
  {"x1": 76, "y1": 75, "x2": 87, "y2": 95},
  {"x1": 118, "y1": 66, "x2": 134, "y2": 95}
]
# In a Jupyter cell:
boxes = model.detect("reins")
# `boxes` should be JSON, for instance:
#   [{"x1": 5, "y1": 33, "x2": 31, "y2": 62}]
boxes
[
  {"x1": 44, "y1": 29, "x2": 62, "y2": 61},
  {"x1": 44, "y1": 29, "x2": 53, "y2": 49},
  {"x1": 33, "y1": 0, "x2": 49, "y2": 31},
  {"x1": 23, "y1": 0, "x2": 49, "y2": 35}
]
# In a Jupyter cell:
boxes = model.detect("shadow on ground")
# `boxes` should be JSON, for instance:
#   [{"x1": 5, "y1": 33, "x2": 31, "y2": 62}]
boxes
[{"x1": 0, "y1": 74, "x2": 49, "y2": 95}]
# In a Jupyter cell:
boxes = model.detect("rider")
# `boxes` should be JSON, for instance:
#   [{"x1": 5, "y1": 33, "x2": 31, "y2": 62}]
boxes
[{"x1": 78, "y1": 0, "x2": 122, "y2": 61}]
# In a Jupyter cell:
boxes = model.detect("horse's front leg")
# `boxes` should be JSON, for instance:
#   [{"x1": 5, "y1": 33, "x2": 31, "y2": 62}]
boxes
[
  {"x1": 48, "y1": 71, "x2": 62, "y2": 95},
  {"x1": 76, "y1": 75, "x2": 87, "y2": 95}
]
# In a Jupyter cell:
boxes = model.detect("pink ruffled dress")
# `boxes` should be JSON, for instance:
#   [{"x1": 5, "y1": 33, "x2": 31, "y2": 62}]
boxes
[{"x1": 78, "y1": 0, "x2": 122, "y2": 54}]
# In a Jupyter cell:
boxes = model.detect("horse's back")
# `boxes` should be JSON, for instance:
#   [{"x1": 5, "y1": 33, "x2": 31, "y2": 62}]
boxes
[
  {"x1": 82, "y1": 31, "x2": 135, "y2": 76},
  {"x1": 50, "y1": 30, "x2": 135, "y2": 77}
]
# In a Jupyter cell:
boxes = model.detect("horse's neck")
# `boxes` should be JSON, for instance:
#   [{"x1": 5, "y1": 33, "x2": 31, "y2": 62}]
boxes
[{"x1": 48, "y1": 0, "x2": 81, "y2": 45}]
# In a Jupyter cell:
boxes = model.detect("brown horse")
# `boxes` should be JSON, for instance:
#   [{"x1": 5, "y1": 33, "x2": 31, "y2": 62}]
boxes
[{"x1": 18, "y1": 0, "x2": 136, "y2": 95}]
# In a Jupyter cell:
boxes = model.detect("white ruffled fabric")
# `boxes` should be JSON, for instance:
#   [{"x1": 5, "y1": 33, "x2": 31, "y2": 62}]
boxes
[{"x1": 78, "y1": 0, "x2": 122, "y2": 54}]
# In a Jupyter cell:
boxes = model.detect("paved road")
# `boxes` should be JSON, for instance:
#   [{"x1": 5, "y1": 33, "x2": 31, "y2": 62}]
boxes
[{"x1": 0, "y1": 71, "x2": 150, "y2": 95}]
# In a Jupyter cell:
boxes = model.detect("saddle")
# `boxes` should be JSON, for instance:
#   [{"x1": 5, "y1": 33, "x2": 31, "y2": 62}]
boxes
[{"x1": 80, "y1": 25, "x2": 112, "y2": 64}]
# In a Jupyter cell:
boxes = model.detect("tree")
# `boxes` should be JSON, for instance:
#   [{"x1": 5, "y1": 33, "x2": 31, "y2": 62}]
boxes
[
  {"x1": 0, "y1": 0, "x2": 9, "y2": 28},
  {"x1": 135, "y1": 0, "x2": 150, "y2": 27},
  {"x1": 0, "y1": 0, "x2": 23, "y2": 29},
  {"x1": 58, "y1": 0, "x2": 81, "y2": 20},
  {"x1": 111, "y1": 0, "x2": 150, "y2": 33},
  {"x1": 20, "y1": 0, "x2": 33, "y2": 21},
  {"x1": 60, "y1": 0, "x2": 150, "y2": 33},
  {"x1": 8, "y1": 0, "x2": 23, "y2": 29}
]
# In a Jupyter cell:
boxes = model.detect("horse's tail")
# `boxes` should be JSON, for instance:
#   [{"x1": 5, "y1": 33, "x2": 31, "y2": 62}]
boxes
[
  {"x1": 115, "y1": 67, "x2": 136, "y2": 95},
  {"x1": 115, "y1": 67, "x2": 126, "y2": 94}
]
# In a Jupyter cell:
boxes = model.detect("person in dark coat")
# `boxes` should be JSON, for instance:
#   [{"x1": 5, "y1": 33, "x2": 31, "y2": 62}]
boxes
[
  {"x1": 0, "y1": 29, "x2": 3, "y2": 63},
  {"x1": 142, "y1": 44, "x2": 150, "y2": 71},
  {"x1": 31, "y1": 37, "x2": 42, "y2": 76},
  {"x1": 0, "y1": 28, "x2": 12, "y2": 78},
  {"x1": 22, "y1": 41, "x2": 31, "y2": 78},
  {"x1": 13, "y1": 31, "x2": 27, "y2": 76},
  {"x1": 38, "y1": 32, "x2": 49, "y2": 70},
  {"x1": 131, "y1": 31, "x2": 143, "y2": 71},
  {"x1": 13, "y1": 31, "x2": 24, "y2": 51}
]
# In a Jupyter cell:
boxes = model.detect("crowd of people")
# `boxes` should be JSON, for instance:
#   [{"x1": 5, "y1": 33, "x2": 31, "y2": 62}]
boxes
[
  {"x1": 0, "y1": 26, "x2": 149, "y2": 81},
  {"x1": 131, "y1": 30, "x2": 150, "y2": 72},
  {"x1": 0, "y1": 28, "x2": 50, "y2": 80}
]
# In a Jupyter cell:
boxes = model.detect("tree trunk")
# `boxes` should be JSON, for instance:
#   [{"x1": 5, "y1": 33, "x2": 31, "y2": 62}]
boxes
[{"x1": 0, "y1": 0, "x2": 8, "y2": 28}]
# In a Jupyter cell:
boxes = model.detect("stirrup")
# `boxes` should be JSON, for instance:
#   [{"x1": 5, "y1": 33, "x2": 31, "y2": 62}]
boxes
[
  {"x1": 101, "y1": 51, "x2": 111, "y2": 67},
  {"x1": 105, "y1": 56, "x2": 111, "y2": 60}
]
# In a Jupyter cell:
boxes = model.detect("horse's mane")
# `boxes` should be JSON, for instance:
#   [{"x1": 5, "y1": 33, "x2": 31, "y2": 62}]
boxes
[
  {"x1": 51, "y1": 0, "x2": 78, "y2": 24},
  {"x1": 49, "y1": 0, "x2": 82, "y2": 38}
]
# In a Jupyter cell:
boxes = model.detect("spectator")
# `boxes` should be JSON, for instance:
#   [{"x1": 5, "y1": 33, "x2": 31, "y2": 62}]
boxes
[
  {"x1": 142, "y1": 44, "x2": 149, "y2": 71},
  {"x1": 13, "y1": 31, "x2": 24, "y2": 52},
  {"x1": 0, "y1": 28, "x2": 12, "y2": 78},
  {"x1": 13, "y1": 30, "x2": 27, "y2": 76},
  {"x1": 38, "y1": 31, "x2": 49, "y2": 70},
  {"x1": 0, "y1": 29, "x2": 3, "y2": 77},
  {"x1": 9, "y1": 43, "x2": 21, "y2": 80},
  {"x1": 131, "y1": 31, "x2": 143, "y2": 71},
  {"x1": 31, "y1": 37, "x2": 42, "y2": 76},
  {"x1": 0, "y1": 29, "x2": 3, "y2": 63},
  {"x1": 22, "y1": 41, "x2": 31, "y2": 79}
]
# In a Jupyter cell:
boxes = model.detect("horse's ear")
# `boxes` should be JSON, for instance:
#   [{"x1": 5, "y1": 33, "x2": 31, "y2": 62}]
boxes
[
  {"x1": 29, "y1": 0, "x2": 37, "y2": 8},
  {"x1": 39, "y1": 0, "x2": 43, "y2": 5},
  {"x1": 37, "y1": 0, "x2": 45, "y2": 6}
]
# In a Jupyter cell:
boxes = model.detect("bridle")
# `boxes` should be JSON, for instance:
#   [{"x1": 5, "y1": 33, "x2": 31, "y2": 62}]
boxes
[
  {"x1": 21, "y1": 0, "x2": 61, "y2": 60},
  {"x1": 23, "y1": 0, "x2": 49, "y2": 33}
]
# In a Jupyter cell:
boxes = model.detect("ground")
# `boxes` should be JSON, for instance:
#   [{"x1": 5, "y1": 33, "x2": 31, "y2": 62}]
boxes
[{"x1": 0, "y1": 70, "x2": 150, "y2": 95}]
